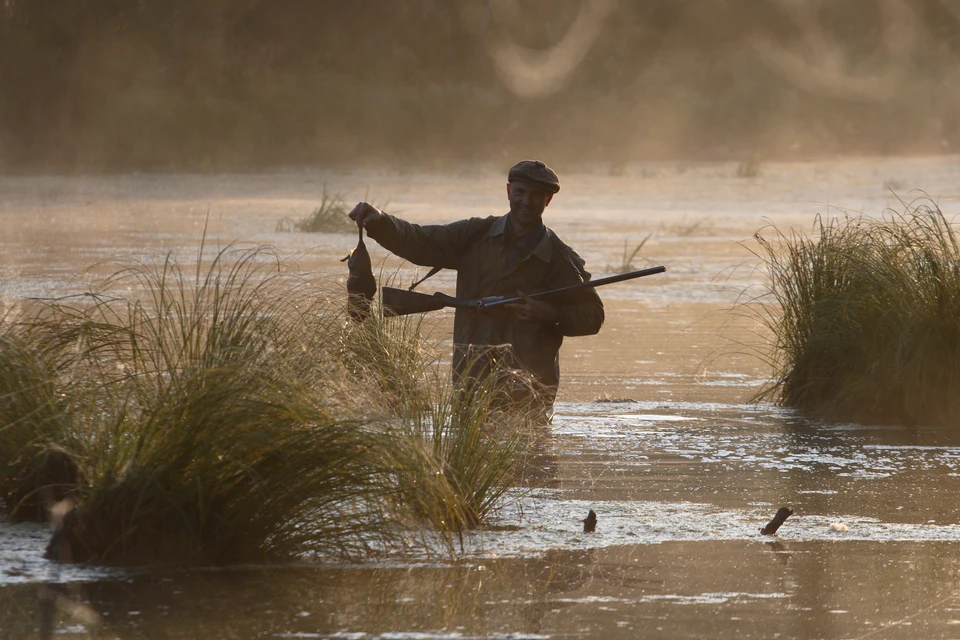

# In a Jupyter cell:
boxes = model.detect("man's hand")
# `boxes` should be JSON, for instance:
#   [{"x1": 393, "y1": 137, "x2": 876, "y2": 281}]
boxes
[
  {"x1": 348, "y1": 202, "x2": 385, "y2": 229},
  {"x1": 504, "y1": 290, "x2": 559, "y2": 325}
]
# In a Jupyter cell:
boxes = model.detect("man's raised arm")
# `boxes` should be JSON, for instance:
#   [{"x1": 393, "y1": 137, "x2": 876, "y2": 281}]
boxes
[{"x1": 349, "y1": 202, "x2": 490, "y2": 270}]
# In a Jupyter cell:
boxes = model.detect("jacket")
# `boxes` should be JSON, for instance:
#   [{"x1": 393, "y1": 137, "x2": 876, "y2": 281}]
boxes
[{"x1": 367, "y1": 212, "x2": 604, "y2": 401}]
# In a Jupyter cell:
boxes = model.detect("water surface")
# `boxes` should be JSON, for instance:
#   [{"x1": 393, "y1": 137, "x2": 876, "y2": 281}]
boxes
[{"x1": 4, "y1": 158, "x2": 960, "y2": 638}]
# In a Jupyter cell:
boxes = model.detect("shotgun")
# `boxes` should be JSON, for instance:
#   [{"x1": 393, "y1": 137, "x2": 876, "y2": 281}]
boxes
[{"x1": 381, "y1": 265, "x2": 666, "y2": 317}]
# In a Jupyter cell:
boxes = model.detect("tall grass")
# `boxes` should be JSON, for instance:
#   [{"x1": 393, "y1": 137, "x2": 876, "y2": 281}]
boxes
[
  {"x1": 374, "y1": 362, "x2": 544, "y2": 541},
  {"x1": 751, "y1": 197, "x2": 960, "y2": 426},
  {"x1": 327, "y1": 296, "x2": 543, "y2": 538},
  {"x1": 14, "y1": 245, "x2": 392, "y2": 564},
  {"x1": 333, "y1": 309, "x2": 436, "y2": 415},
  {"x1": 0, "y1": 242, "x2": 537, "y2": 564}
]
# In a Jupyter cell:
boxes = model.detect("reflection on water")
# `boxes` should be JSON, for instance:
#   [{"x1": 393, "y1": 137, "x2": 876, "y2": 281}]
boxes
[
  {"x1": 3, "y1": 541, "x2": 960, "y2": 639},
  {"x1": 4, "y1": 161, "x2": 960, "y2": 638}
]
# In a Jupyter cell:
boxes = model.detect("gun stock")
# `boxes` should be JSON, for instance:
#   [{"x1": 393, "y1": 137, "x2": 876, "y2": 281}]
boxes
[
  {"x1": 381, "y1": 289, "x2": 464, "y2": 316},
  {"x1": 380, "y1": 265, "x2": 666, "y2": 317}
]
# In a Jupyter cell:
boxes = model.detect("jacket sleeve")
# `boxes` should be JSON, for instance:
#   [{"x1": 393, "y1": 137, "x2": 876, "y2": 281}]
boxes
[
  {"x1": 366, "y1": 213, "x2": 492, "y2": 269},
  {"x1": 554, "y1": 279, "x2": 605, "y2": 337},
  {"x1": 547, "y1": 241, "x2": 604, "y2": 337}
]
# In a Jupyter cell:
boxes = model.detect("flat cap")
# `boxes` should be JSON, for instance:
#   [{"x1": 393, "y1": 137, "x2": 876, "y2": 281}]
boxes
[{"x1": 508, "y1": 160, "x2": 560, "y2": 194}]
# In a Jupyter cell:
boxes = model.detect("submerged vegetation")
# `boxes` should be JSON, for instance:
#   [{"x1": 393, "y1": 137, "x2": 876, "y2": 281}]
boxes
[
  {"x1": 0, "y1": 243, "x2": 540, "y2": 565},
  {"x1": 751, "y1": 197, "x2": 960, "y2": 426}
]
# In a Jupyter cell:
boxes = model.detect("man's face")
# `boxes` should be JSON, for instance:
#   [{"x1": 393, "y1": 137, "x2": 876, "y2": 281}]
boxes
[{"x1": 507, "y1": 179, "x2": 553, "y2": 229}]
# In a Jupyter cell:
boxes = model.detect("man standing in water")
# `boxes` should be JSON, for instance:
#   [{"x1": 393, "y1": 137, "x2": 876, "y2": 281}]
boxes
[{"x1": 348, "y1": 160, "x2": 604, "y2": 417}]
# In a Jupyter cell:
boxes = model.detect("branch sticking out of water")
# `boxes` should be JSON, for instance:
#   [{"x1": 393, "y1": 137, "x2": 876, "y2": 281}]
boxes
[{"x1": 760, "y1": 506, "x2": 794, "y2": 535}]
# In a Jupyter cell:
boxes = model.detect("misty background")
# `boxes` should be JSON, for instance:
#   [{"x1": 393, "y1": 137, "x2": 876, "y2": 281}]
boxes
[{"x1": 1, "y1": 0, "x2": 959, "y2": 172}]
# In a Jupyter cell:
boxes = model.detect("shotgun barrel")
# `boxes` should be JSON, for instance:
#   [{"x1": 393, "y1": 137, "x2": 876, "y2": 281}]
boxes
[{"x1": 381, "y1": 265, "x2": 665, "y2": 317}]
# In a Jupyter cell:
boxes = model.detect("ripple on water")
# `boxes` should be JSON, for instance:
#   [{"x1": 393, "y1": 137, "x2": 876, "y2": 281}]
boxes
[
  {"x1": 0, "y1": 521, "x2": 123, "y2": 586},
  {"x1": 6, "y1": 399, "x2": 960, "y2": 585},
  {"x1": 470, "y1": 493, "x2": 960, "y2": 558}
]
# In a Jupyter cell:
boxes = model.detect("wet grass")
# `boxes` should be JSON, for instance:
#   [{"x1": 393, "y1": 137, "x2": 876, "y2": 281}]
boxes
[
  {"x1": 751, "y1": 197, "x2": 960, "y2": 426},
  {"x1": 0, "y1": 242, "x2": 535, "y2": 565}
]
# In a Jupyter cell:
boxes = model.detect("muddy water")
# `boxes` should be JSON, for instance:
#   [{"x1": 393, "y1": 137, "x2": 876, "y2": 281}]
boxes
[{"x1": 4, "y1": 158, "x2": 960, "y2": 639}]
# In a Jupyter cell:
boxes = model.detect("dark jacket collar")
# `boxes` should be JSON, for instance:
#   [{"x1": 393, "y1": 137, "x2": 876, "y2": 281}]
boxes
[{"x1": 488, "y1": 213, "x2": 553, "y2": 263}]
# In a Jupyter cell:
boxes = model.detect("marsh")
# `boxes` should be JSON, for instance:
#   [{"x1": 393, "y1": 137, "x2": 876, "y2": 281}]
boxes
[{"x1": 3, "y1": 158, "x2": 960, "y2": 638}]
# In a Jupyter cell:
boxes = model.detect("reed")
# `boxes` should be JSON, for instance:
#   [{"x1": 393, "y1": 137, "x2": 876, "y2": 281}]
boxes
[{"x1": 751, "y1": 197, "x2": 960, "y2": 426}]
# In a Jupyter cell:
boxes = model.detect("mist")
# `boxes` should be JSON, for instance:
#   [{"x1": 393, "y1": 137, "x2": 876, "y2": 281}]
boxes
[{"x1": 1, "y1": 0, "x2": 958, "y2": 172}]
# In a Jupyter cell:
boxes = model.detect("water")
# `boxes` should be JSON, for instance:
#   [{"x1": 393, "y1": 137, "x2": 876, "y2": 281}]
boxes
[{"x1": 3, "y1": 158, "x2": 960, "y2": 638}]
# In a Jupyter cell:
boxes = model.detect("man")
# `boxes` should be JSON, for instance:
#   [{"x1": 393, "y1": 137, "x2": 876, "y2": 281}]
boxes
[{"x1": 348, "y1": 160, "x2": 604, "y2": 415}]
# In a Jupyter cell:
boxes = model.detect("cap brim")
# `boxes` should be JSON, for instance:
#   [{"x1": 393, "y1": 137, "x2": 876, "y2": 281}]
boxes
[{"x1": 508, "y1": 176, "x2": 560, "y2": 194}]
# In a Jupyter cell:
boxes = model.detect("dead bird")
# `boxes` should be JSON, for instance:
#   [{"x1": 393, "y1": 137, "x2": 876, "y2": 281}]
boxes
[
  {"x1": 340, "y1": 223, "x2": 377, "y2": 322},
  {"x1": 583, "y1": 509, "x2": 597, "y2": 533},
  {"x1": 760, "y1": 506, "x2": 794, "y2": 535}
]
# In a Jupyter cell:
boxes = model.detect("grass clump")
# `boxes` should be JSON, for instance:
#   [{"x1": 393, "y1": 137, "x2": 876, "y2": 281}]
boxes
[
  {"x1": 377, "y1": 365, "x2": 543, "y2": 541},
  {"x1": 276, "y1": 188, "x2": 362, "y2": 233},
  {"x1": 327, "y1": 311, "x2": 542, "y2": 540},
  {"x1": 751, "y1": 197, "x2": 960, "y2": 426},
  {"x1": 15, "y1": 244, "x2": 388, "y2": 564},
  {"x1": 0, "y1": 242, "x2": 538, "y2": 564}
]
